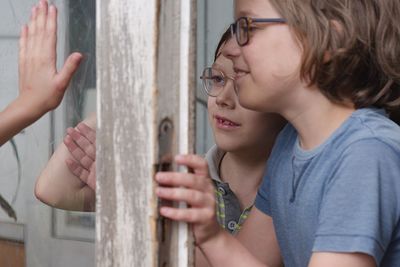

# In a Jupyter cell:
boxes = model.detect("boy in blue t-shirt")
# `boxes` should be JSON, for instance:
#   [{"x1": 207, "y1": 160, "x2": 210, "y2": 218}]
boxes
[{"x1": 156, "y1": 0, "x2": 400, "y2": 266}]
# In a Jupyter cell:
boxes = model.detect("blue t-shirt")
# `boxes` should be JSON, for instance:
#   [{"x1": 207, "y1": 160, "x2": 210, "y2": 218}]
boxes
[{"x1": 255, "y1": 108, "x2": 400, "y2": 267}]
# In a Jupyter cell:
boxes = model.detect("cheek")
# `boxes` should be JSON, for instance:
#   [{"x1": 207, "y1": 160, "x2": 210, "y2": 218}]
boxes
[{"x1": 207, "y1": 98, "x2": 215, "y2": 122}]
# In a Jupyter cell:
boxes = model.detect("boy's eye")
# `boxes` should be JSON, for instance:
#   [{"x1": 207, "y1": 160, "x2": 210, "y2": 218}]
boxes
[{"x1": 211, "y1": 75, "x2": 225, "y2": 86}]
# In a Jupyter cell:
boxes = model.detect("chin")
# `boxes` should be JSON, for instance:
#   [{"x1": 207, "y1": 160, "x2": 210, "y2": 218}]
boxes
[{"x1": 215, "y1": 139, "x2": 242, "y2": 152}]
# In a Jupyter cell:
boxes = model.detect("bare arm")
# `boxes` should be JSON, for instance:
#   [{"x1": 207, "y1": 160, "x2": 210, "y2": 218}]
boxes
[
  {"x1": 308, "y1": 252, "x2": 376, "y2": 267},
  {"x1": 237, "y1": 208, "x2": 283, "y2": 267},
  {"x1": 0, "y1": 0, "x2": 82, "y2": 146},
  {"x1": 35, "y1": 113, "x2": 96, "y2": 211},
  {"x1": 195, "y1": 247, "x2": 212, "y2": 267},
  {"x1": 195, "y1": 208, "x2": 282, "y2": 267}
]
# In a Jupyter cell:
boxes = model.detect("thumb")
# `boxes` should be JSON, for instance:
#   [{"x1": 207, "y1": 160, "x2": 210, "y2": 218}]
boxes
[{"x1": 55, "y1": 52, "x2": 83, "y2": 92}]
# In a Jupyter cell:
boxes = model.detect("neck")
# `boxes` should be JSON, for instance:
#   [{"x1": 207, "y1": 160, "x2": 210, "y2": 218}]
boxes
[
  {"x1": 281, "y1": 87, "x2": 355, "y2": 150},
  {"x1": 220, "y1": 147, "x2": 270, "y2": 209}
]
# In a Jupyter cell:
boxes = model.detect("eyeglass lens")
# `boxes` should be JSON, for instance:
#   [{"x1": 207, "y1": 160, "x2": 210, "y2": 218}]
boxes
[
  {"x1": 201, "y1": 68, "x2": 226, "y2": 97},
  {"x1": 237, "y1": 18, "x2": 248, "y2": 46}
]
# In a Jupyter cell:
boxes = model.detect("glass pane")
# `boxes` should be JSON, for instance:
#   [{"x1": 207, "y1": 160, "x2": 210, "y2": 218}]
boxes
[
  {"x1": 0, "y1": 0, "x2": 96, "y2": 266},
  {"x1": 196, "y1": 0, "x2": 234, "y2": 154}
]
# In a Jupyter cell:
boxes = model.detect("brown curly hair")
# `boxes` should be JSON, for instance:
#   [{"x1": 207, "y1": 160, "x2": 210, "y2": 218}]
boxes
[{"x1": 269, "y1": 0, "x2": 400, "y2": 115}]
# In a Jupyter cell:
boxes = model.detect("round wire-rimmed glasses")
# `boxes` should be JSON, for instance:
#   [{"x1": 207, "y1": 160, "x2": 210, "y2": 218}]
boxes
[
  {"x1": 200, "y1": 67, "x2": 236, "y2": 97},
  {"x1": 230, "y1": 16, "x2": 286, "y2": 46}
]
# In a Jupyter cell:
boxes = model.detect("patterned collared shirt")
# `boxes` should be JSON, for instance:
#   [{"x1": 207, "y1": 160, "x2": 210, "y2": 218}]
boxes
[{"x1": 205, "y1": 145, "x2": 254, "y2": 235}]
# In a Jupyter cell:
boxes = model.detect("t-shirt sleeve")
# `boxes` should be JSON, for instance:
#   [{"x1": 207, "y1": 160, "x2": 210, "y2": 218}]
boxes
[{"x1": 313, "y1": 139, "x2": 400, "y2": 264}]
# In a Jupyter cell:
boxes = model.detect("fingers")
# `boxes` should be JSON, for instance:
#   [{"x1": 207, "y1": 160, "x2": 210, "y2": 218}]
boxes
[
  {"x1": 28, "y1": 6, "x2": 38, "y2": 37},
  {"x1": 64, "y1": 133, "x2": 94, "y2": 170},
  {"x1": 156, "y1": 171, "x2": 213, "y2": 193},
  {"x1": 19, "y1": 25, "x2": 28, "y2": 61},
  {"x1": 55, "y1": 52, "x2": 83, "y2": 91},
  {"x1": 64, "y1": 123, "x2": 97, "y2": 190},
  {"x1": 36, "y1": 0, "x2": 48, "y2": 33},
  {"x1": 76, "y1": 122, "x2": 96, "y2": 145},
  {"x1": 155, "y1": 154, "x2": 214, "y2": 205},
  {"x1": 67, "y1": 127, "x2": 96, "y2": 160},
  {"x1": 174, "y1": 154, "x2": 210, "y2": 176},
  {"x1": 65, "y1": 158, "x2": 90, "y2": 183},
  {"x1": 159, "y1": 206, "x2": 214, "y2": 224},
  {"x1": 19, "y1": 25, "x2": 28, "y2": 88},
  {"x1": 28, "y1": 1, "x2": 49, "y2": 54},
  {"x1": 156, "y1": 186, "x2": 214, "y2": 208},
  {"x1": 45, "y1": 4, "x2": 58, "y2": 64},
  {"x1": 86, "y1": 164, "x2": 96, "y2": 191}
]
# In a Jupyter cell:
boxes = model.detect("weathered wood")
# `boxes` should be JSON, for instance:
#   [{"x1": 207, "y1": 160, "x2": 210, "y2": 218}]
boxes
[
  {"x1": 96, "y1": 0, "x2": 158, "y2": 266},
  {"x1": 156, "y1": 0, "x2": 196, "y2": 266},
  {"x1": 96, "y1": 0, "x2": 196, "y2": 266}
]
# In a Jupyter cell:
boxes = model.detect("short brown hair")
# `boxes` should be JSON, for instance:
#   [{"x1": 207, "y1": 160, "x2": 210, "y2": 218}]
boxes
[
  {"x1": 269, "y1": 0, "x2": 400, "y2": 111},
  {"x1": 214, "y1": 27, "x2": 232, "y2": 62}
]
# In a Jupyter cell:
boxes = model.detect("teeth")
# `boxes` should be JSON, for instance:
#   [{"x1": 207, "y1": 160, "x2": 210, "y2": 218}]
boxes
[{"x1": 218, "y1": 118, "x2": 237, "y2": 126}]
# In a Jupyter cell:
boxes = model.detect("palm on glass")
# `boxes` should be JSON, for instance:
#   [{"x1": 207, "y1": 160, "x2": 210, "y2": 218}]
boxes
[
  {"x1": 64, "y1": 123, "x2": 96, "y2": 191},
  {"x1": 19, "y1": 0, "x2": 83, "y2": 115}
]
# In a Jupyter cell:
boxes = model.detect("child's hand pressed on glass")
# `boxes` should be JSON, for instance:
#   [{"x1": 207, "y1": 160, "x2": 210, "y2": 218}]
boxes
[
  {"x1": 19, "y1": 0, "x2": 82, "y2": 118},
  {"x1": 64, "y1": 122, "x2": 96, "y2": 191}
]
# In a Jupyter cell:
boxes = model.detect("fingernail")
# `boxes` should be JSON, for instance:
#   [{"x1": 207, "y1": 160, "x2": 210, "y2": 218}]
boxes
[
  {"x1": 64, "y1": 135, "x2": 71, "y2": 143},
  {"x1": 175, "y1": 154, "x2": 184, "y2": 161},
  {"x1": 160, "y1": 207, "x2": 171, "y2": 216},
  {"x1": 155, "y1": 173, "x2": 162, "y2": 181},
  {"x1": 74, "y1": 53, "x2": 83, "y2": 60},
  {"x1": 155, "y1": 187, "x2": 162, "y2": 195}
]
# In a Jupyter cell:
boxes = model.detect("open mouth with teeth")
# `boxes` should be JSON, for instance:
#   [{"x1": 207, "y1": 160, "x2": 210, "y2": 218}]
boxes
[{"x1": 215, "y1": 116, "x2": 240, "y2": 128}]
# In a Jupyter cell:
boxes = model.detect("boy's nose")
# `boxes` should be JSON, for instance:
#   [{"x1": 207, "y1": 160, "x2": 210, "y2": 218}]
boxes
[
  {"x1": 221, "y1": 37, "x2": 241, "y2": 60},
  {"x1": 215, "y1": 80, "x2": 236, "y2": 108}
]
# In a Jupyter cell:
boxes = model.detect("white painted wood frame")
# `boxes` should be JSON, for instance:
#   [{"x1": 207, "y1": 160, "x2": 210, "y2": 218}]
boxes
[{"x1": 96, "y1": 0, "x2": 196, "y2": 266}]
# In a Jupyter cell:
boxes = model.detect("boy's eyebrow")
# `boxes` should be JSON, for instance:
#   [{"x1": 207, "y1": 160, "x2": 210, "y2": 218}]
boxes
[{"x1": 236, "y1": 9, "x2": 258, "y2": 18}]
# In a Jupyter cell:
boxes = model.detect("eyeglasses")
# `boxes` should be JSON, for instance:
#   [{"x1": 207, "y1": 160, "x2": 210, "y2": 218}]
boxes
[
  {"x1": 200, "y1": 67, "x2": 236, "y2": 97},
  {"x1": 230, "y1": 16, "x2": 286, "y2": 47}
]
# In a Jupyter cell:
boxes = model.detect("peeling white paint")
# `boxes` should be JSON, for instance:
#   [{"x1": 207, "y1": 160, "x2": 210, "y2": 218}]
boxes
[
  {"x1": 97, "y1": 0, "x2": 157, "y2": 266},
  {"x1": 97, "y1": 0, "x2": 195, "y2": 266},
  {"x1": 178, "y1": 0, "x2": 192, "y2": 266}
]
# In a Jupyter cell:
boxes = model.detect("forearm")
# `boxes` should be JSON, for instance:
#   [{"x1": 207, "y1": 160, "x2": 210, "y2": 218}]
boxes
[
  {"x1": 195, "y1": 247, "x2": 212, "y2": 267},
  {"x1": 35, "y1": 113, "x2": 96, "y2": 211},
  {"x1": 199, "y1": 229, "x2": 267, "y2": 267},
  {"x1": 35, "y1": 141, "x2": 94, "y2": 211},
  {"x1": 0, "y1": 96, "x2": 44, "y2": 146}
]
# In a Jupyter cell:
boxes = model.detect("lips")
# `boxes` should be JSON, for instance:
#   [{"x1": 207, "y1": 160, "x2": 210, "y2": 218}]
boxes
[{"x1": 215, "y1": 115, "x2": 241, "y2": 128}]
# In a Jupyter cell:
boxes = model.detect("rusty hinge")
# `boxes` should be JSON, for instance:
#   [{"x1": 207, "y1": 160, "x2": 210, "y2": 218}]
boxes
[{"x1": 156, "y1": 117, "x2": 174, "y2": 267}]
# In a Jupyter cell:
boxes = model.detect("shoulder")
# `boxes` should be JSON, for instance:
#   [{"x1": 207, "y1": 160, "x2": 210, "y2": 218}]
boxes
[
  {"x1": 330, "y1": 108, "x2": 400, "y2": 156},
  {"x1": 268, "y1": 123, "x2": 296, "y2": 160}
]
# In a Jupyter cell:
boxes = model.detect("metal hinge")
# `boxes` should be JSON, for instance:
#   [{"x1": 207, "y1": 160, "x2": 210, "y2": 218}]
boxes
[{"x1": 156, "y1": 117, "x2": 174, "y2": 267}]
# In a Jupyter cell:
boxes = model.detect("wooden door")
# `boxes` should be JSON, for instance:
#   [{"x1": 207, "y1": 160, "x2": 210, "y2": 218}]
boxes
[{"x1": 96, "y1": 0, "x2": 196, "y2": 266}]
